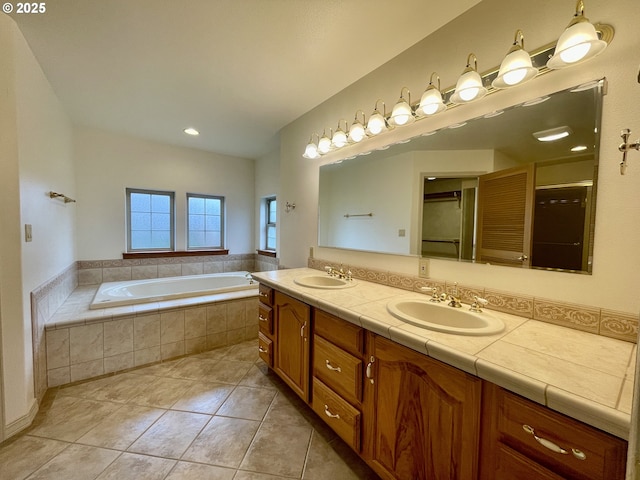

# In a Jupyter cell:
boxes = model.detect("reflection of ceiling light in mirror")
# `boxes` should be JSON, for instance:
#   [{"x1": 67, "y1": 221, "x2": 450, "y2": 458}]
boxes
[
  {"x1": 448, "y1": 122, "x2": 467, "y2": 129},
  {"x1": 571, "y1": 145, "x2": 588, "y2": 152},
  {"x1": 533, "y1": 126, "x2": 573, "y2": 142},
  {"x1": 422, "y1": 131, "x2": 438, "y2": 136},
  {"x1": 484, "y1": 110, "x2": 504, "y2": 118},
  {"x1": 376, "y1": 145, "x2": 390, "y2": 150},
  {"x1": 395, "y1": 139, "x2": 411, "y2": 144},
  {"x1": 570, "y1": 79, "x2": 602, "y2": 92},
  {"x1": 522, "y1": 96, "x2": 550, "y2": 107},
  {"x1": 184, "y1": 127, "x2": 199, "y2": 136},
  {"x1": 427, "y1": 177, "x2": 437, "y2": 181}
]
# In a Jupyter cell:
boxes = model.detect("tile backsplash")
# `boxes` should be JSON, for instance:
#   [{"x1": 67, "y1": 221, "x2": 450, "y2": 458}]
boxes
[{"x1": 308, "y1": 257, "x2": 639, "y2": 343}]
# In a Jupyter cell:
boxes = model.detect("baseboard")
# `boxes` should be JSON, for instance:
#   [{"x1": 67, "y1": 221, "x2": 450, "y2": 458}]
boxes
[{"x1": 4, "y1": 398, "x2": 38, "y2": 440}]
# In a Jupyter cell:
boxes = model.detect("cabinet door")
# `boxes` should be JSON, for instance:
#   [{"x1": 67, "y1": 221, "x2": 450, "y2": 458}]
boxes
[
  {"x1": 274, "y1": 291, "x2": 311, "y2": 402},
  {"x1": 364, "y1": 334, "x2": 482, "y2": 480}
]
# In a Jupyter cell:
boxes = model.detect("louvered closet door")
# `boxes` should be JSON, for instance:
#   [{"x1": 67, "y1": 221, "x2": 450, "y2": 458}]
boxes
[{"x1": 476, "y1": 164, "x2": 535, "y2": 267}]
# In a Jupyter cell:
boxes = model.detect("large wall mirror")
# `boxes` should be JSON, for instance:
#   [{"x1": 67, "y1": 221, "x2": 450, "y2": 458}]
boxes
[{"x1": 318, "y1": 79, "x2": 604, "y2": 274}]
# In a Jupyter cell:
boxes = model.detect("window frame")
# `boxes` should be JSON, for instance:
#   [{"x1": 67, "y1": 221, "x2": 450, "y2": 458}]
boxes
[
  {"x1": 265, "y1": 196, "x2": 276, "y2": 251},
  {"x1": 186, "y1": 193, "x2": 225, "y2": 250},
  {"x1": 126, "y1": 188, "x2": 175, "y2": 252}
]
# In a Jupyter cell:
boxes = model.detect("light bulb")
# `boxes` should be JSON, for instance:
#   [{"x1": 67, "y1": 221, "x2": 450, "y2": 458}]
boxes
[{"x1": 349, "y1": 123, "x2": 365, "y2": 143}]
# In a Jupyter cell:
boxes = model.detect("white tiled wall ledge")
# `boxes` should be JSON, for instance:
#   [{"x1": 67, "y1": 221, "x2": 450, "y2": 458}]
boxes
[{"x1": 44, "y1": 285, "x2": 259, "y2": 388}]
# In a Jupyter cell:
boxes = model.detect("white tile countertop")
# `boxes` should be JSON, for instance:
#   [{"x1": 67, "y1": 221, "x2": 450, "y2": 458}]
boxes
[{"x1": 252, "y1": 268, "x2": 636, "y2": 440}]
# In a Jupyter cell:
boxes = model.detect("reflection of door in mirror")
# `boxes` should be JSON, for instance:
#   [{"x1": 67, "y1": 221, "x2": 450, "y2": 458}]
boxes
[
  {"x1": 421, "y1": 177, "x2": 476, "y2": 261},
  {"x1": 476, "y1": 164, "x2": 535, "y2": 267},
  {"x1": 532, "y1": 186, "x2": 589, "y2": 271}
]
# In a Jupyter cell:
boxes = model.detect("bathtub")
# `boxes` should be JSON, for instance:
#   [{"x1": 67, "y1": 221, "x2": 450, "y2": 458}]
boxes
[{"x1": 90, "y1": 271, "x2": 257, "y2": 309}]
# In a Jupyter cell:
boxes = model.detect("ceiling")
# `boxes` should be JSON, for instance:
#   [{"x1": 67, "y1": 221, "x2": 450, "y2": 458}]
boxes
[{"x1": 9, "y1": 0, "x2": 480, "y2": 159}]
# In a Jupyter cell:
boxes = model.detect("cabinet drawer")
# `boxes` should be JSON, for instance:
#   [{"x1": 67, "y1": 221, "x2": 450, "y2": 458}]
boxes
[
  {"x1": 311, "y1": 378, "x2": 361, "y2": 452},
  {"x1": 494, "y1": 443, "x2": 564, "y2": 480},
  {"x1": 313, "y1": 335, "x2": 362, "y2": 404},
  {"x1": 258, "y1": 284, "x2": 273, "y2": 306},
  {"x1": 314, "y1": 309, "x2": 364, "y2": 356},
  {"x1": 496, "y1": 387, "x2": 626, "y2": 480},
  {"x1": 258, "y1": 332, "x2": 273, "y2": 367},
  {"x1": 258, "y1": 304, "x2": 273, "y2": 337}
]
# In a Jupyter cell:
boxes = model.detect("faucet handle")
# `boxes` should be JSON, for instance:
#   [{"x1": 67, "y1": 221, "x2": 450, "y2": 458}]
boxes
[
  {"x1": 420, "y1": 286, "x2": 441, "y2": 302},
  {"x1": 470, "y1": 295, "x2": 488, "y2": 312}
]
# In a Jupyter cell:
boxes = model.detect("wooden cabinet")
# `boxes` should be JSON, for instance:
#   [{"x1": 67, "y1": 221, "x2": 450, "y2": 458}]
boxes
[
  {"x1": 480, "y1": 382, "x2": 627, "y2": 480},
  {"x1": 257, "y1": 284, "x2": 628, "y2": 480},
  {"x1": 363, "y1": 333, "x2": 482, "y2": 480},
  {"x1": 310, "y1": 309, "x2": 365, "y2": 451},
  {"x1": 257, "y1": 284, "x2": 274, "y2": 367},
  {"x1": 273, "y1": 290, "x2": 311, "y2": 402}
]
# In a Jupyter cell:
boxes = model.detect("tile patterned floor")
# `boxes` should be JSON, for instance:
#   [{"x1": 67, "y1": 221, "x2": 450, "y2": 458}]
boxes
[{"x1": 0, "y1": 340, "x2": 379, "y2": 480}]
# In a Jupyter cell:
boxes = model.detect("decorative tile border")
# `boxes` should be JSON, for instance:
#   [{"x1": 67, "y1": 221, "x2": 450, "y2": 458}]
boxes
[{"x1": 309, "y1": 256, "x2": 639, "y2": 343}]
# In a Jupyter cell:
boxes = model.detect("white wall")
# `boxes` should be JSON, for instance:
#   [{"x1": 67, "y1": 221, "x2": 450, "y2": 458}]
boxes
[
  {"x1": 278, "y1": 0, "x2": 640, "y2": 315},
  {"x1": 255, "y1": 148, "x2": 280, "y2": 253},
  {"x1": 74, "y1": 127, "x2": 255, "y2": 260},
  {"x1": 0, "y1": 14, "x2": 75, "y2": 430}
]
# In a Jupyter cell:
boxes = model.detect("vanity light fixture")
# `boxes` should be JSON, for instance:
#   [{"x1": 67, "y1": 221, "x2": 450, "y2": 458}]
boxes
[
  {"x1": 302, "y1": 133, "x2": 321, "y2": 159},
  {"x1": 348, "y1": 110, "x2": 367, "y2": 143},
  {"x1": 547, "y1": 0, "x2": 608, "y2": 69},
  {"x1": 533, "y1": 126, "x2": 573, "y2": 142},
  {"x1": 492, "y1": 30, "x2": 539, "y2": 89},
  {"x1": 450, "y1": 53, "x2": 487, "y2": 104},
  {"x1": 388, "y1": 87, "x2": 415, "y2": 127},
  {"x1": 332, "y1": 120, "x2": 349, "y2": 149},
  {"x1": 366, "y1": 99, "x2": 389, "y2": 136},
  {"x1": 416, "y1": 72, "x2": 446, "y2": 117},
  {"x1": 183, "y1": 127, "x2": 199, "y2": 136},
  {"x1": 318, "y1": 128, "x2": 334, "y2": 154}
]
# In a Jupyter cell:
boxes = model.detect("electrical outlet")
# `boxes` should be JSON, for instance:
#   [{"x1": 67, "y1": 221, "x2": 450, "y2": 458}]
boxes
[
  {"x1": 419, "y1": 258, "x2": 429, "y2": 278},
  {"x1": 398, "y1": 229, "x2": 406, "y2": 237}
]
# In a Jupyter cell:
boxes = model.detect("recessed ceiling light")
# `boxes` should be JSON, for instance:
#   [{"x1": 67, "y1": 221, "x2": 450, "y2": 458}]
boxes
[
  {"x1": 571, "y1": 145, "x2": 588, "y2": 152},
  {"x1": 532, "y1": 126, "x2": 572, "y2": 142},
  {"x1": 183, "y1": 127, "x2": 199, "y2": 136}
]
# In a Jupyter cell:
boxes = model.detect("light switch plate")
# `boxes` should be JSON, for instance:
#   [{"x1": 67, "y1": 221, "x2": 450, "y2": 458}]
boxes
[{"x1": 25, "y1": 224, "x2": 33, "y2": 242}]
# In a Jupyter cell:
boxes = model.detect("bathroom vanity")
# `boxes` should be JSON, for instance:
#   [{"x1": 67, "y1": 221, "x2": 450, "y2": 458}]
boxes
[{"x1": 254, "y1": 268, "x2": 630, "y2": 480}]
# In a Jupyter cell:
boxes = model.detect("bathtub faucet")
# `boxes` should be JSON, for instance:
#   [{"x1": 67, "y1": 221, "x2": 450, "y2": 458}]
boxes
[{"x1": 245, "y1": 273, "x2": 255, "y2": 284}]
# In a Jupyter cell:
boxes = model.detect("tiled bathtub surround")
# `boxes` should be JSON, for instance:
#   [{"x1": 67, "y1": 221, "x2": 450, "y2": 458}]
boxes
[
  {"x1": 308, "y1": 257, "x2": 639, "y2": 343},
  {"x1": 45, "y1": 286, "x2": 258, "y2": 388},
  {"x1": 31, "y1": 253, "x2": 279, "y2": 397},
  {"x1": 31, "y1": 263, "x2": 78, "y2": 402},
  {"x1": 77, "y1": 253, "x2": 276, "y2": 286}
]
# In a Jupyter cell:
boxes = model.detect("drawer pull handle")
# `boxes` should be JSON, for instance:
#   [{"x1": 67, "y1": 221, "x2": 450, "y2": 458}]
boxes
[
  {"x1": 523, "y1": 425, "x2": 568, "y2": 455},
  {"x1": 324, "y1": 405, "x2": 340, "y2": 419},
  {"x1": 366, "y1": 356, "x2": 375, "y2": 384},
  {"x1": 572, "y1": 449, "x2": 587, "y2": 461},
  {"x1": 258, "y1": 346, "x2": 268, "y2": 353},
  {"x1": 325, "y1": 360, "x2": 342, "y2": 373},
  {"x1": 259, "y1": 314, "x2": 268, "y2": 322}
]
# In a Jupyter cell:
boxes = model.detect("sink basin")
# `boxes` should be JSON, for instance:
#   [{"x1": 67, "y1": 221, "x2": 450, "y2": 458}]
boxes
[
  {"x1": 386, "y1": 298, "x2": 505, "y2": 336},
  {"x1": 294, "y1": 275, "x2": 356, "y2": 289}
]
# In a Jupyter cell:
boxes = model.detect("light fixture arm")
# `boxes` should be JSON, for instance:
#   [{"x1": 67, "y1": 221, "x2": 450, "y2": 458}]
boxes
[
  {"x1": 373, "y1": 99, "x2": 386, "y2": 116},
  {"x1": 619, "y1": 129, "x2": 640, "y2": 175},
  {"x1": 428, "y1": 72, "x2": 441, "y2": 90},
  {"x1": 464, "y1": 53, "x2": 479, "y2": 73},
  {"x1": 336, "y1": 119, "x2": 348, "y2": 131},
  {"x1": 353, "y1": 109, "x2": 366, "y2": 124}
]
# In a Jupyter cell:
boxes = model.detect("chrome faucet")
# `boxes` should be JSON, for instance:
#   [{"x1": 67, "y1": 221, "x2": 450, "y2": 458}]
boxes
[{"x1": 470, "y1": 295, "x2": 489, "y2": 312}]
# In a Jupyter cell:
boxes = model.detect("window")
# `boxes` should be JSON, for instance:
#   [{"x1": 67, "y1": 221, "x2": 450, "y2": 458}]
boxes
[
  {"x1": 265, "y1": 197, "x2": 276, "y2": 251},
  {"x1": 187, "y1": 194, "x2": 224, "y2": 249},
  {"x1": 126, "y1": 188, "x2": 174, "y2": 251}
]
